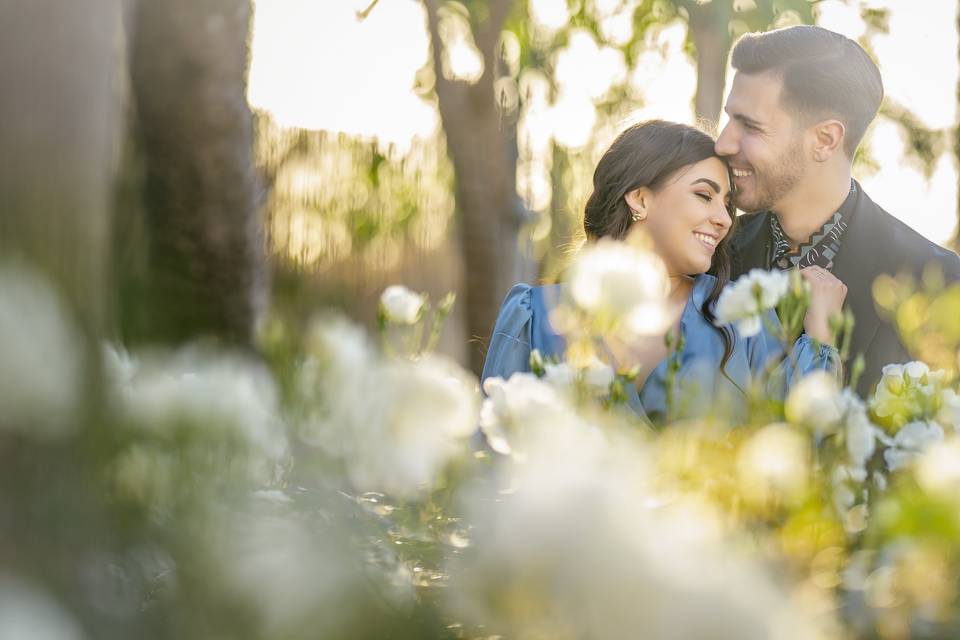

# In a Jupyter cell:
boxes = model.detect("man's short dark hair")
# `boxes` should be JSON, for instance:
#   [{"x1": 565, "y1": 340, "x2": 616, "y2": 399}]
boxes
[{"x1": 731, "y1": 25, "x2": 883, "y2": 158}]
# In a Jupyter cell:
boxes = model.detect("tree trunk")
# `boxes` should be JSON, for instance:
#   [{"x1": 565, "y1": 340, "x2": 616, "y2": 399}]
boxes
[
  {"x1": 128, "y1": 0, "x2": 267, "y2": 347},
  {"x1": 955, "y1": 0, "x2": 960, "y2": 251},
  {"x1": 444, "y1": 86, "x2": 525, "y2": 375},
  {"x1": 423, "y1": 0, "x2": 526, "y2": 375},
  {"x1": 0, "y1": 0, "x2": 125, "y2": 337},
  {"x1": 688, "y1": 6, "x2": 733, "y2": 131}
]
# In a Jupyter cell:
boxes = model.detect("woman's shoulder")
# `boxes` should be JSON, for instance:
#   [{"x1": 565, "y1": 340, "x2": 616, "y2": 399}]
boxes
[
  {"x1": 500, "y1": 282, "x2": 535, "y2": 309},
  {"x1": 494, "y1": 282, "x2": 560, "y2": 327}
]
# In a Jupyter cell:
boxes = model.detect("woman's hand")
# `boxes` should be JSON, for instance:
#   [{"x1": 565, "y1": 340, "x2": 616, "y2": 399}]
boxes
[{"x1": 799, "y1": 266, "x2": 848, "y2": 346}]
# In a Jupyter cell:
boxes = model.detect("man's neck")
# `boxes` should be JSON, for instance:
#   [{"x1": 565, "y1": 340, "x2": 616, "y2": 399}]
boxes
[{"x1": 771, "y1": 171, "x2": 851, "y2": 249}]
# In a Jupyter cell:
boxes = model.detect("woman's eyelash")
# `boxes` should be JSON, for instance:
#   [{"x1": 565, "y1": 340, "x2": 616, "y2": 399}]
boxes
[{"x1": 696, "y1": 193, "x2": 713, "y2": 202}]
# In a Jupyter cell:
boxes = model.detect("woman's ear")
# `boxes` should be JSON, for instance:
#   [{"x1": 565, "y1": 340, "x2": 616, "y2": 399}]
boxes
[{"x1": 624, "y1": 188, "x2": 650, "y2": 222}]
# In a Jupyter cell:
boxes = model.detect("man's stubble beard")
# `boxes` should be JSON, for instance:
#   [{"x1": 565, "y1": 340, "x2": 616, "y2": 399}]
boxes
[{"x1": 736, "y1": 135, "x2": 806, "y2": 214}]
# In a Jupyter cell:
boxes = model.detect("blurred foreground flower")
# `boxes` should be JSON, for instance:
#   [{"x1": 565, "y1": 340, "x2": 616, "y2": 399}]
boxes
[
  {"x1": 879, "y1": 420, "x2": 945, "y2": 471},
  {"x1": 480, "y1": 372, "x2": 581, "y2": 457},
  {"x1": 297, "y1": 316, "x2": 478, "y2": 498},
  {"x1": 379, "y1": 285, "x2": 426, "y2": 325},
  {"x1": 105, "y1": 345, "x2": 289, "y2": 512},
  {"x1": 0, "y1": 573, "x2": 85, "y2": 640},
  {"x1": 915, "y1": 436, "x2": 960, "y2": 495},
  {"x1": 200, "y1": 494, "x2": 378, "y2": 639},
  {"x1": 378, "y1": 285, "x2": 455, "y2": 357},
  {"x1": 870, "y1": 361, "x2": 948, "y2": 431},
  {"x1": 540, "y1": 353, "x2": 616, "y2": 395},
  {"x1": 565, "y1": 239, "x2": 670, "y2": 337},
  {"x1": 450, "y1": 418, "x2": 825, "y2": 639},
  {"x1": 0, "y1": 261, "x2": 85, "y2": 440},
  {"x1": 737, "y1": 423, "x2": 810, "y2": 508},
  {"x1": 714, "y1": 269, "x2": 790, "y2": 337},
  {"x1": 785, "y1": 370, "x2": 846, "y2": 436}
]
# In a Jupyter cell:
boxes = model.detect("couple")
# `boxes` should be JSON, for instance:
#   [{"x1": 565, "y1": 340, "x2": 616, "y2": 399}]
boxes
[{"x1": 482, "y1": 25, "x2": 960, "y2": 424}]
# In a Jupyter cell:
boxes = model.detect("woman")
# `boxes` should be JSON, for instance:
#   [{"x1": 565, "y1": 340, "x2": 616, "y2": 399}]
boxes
[{"x1": 481, "y1": 120, "x2": 846, "y2": 424}]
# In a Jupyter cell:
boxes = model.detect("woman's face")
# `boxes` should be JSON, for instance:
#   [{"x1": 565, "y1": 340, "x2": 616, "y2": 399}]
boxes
[{"x1": 626, "y1": 157, "x2": 733, "y2": 277}]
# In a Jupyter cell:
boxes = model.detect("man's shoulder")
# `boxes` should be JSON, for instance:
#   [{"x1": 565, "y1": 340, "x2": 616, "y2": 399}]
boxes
[{"x1": 856, "y1": 188, "x2": 960, "y2": 276}]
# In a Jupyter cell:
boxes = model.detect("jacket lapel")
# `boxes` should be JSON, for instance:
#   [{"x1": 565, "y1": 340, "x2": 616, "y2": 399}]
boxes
[
  {"x1": 830, "y1": 182, "x2": 886, "y2": 367},
  {"x1": 730, "y1": 185, "x2": 889, "y2": 384}
]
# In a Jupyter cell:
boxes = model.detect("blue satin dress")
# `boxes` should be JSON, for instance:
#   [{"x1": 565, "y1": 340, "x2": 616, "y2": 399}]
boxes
[{"x1": 481, "y1": 273, "x2": 840, "y2": 425}]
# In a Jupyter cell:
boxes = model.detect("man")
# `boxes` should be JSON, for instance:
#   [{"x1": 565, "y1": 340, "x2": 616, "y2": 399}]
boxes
[{"x1": 716, "y1": 25, "x2": 960, "y2": 397}]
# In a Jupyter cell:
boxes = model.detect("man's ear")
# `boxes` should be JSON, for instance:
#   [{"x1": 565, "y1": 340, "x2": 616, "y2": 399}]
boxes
[
  {"x1": 811, "y1": 119, "x2": 845, "y2": 161},
  {"x1": 624, "y1": 187, "x2": 651, "y2": 220}
]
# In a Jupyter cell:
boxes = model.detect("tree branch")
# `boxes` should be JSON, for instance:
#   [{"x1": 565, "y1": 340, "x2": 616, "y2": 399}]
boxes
[
  {"x1": 472, "y1": 0, "x2": 512, "y2": 94},
  {"x1": 356, "y1": 0, "x2": 380, "y2": 21},
  {"x1": 475, "y1": 0, "x2": 512, "y2": 59},
  {"x1": 422, "y1": 0, "x2": 449, "y2": 95}
]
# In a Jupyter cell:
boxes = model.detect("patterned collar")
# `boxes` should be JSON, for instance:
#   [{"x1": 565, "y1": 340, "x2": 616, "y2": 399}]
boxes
[{"x1": 769, "y1": 181, "x2": 856, "y2": 271}]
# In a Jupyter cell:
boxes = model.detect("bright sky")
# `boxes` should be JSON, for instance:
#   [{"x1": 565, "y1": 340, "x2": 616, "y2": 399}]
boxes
[{"x1": 248, "y1": 0, "x2": 959, "y2": 245}]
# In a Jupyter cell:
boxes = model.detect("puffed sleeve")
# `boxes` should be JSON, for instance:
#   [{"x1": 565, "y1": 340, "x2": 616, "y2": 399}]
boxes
[
  {"x1": 747, "y1": 309, "x2": 843, "y2": 395},
  {"x1": 480, "y1": 284, "x2": 535, "y2": 388}
]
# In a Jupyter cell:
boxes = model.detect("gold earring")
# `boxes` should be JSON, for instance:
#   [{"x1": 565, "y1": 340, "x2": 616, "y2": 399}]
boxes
[{"x1": 630, "y1": 208, "x2": 645, "y2": 222}]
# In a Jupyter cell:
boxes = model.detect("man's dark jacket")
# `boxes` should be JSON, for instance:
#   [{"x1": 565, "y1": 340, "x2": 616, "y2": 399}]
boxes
[{"x1": 729, "y1": 180, "x2": 960, "y2": 397}]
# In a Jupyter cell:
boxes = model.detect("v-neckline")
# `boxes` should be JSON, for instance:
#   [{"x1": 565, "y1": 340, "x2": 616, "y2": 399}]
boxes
[{"x1": 634, "y1": 277, "x2": 698, "y2": 399}]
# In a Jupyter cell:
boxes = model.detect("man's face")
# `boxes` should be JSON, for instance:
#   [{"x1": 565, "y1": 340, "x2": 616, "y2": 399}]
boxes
[{"x1": 715, "y1": 71, "x2": 808, "y2": 213}]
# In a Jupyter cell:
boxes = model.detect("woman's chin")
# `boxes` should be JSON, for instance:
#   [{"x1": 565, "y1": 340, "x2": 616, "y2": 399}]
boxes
[{"x1": 684, "y1": 258, "x2": 712, "y2": 276}]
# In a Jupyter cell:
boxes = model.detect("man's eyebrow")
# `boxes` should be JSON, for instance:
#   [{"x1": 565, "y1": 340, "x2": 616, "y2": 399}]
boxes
[
  {"x1": 727, "y1": 110, "x2": 763, "y2": 128},
  {"x1": 691, "y1": 177, "x2": 722, "y2": 193}
]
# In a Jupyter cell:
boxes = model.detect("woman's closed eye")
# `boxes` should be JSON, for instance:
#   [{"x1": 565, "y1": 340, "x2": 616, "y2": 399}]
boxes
[{"x1": 695, "y1": 192, "x2": 713, "y2": 203}]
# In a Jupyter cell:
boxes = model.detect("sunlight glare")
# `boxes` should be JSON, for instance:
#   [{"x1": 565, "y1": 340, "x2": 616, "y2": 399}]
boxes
[
  {"x1": 447, "y1": 40, "x2": 484, "y2": 82},
  {"x1": 247, "y1": 0, "x2": 437, "y2": 150},
  {"x1": 529, "y1": 0, "x2": 570, "y2": 33},
  {"x1": 859, "y1": 120, "x2": 958, "y2": 245},
  {"x1": 629, "y1": 21, "x2": 696, "y2": 125},
  {"x1": 551, "y1": 95, "x2": 597, "y2": 150},
  {"x1": 815, "y1": 1, "x2": 867, "y2": 40},
  {"x1": 555, "y1": 31, "x2": 627, "y2": 100},
  {"x1": 519, "y1": 70, "x2": 554, "y2": 157},
  {"x1": 595, "y1": 0, "x2": 635, "y2": 46}
]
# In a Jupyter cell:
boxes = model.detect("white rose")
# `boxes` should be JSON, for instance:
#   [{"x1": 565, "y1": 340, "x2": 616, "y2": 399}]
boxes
[
  {"x1": 714, "y1": 269, "x2": 789, "y2": 338},
  {"x1": 566, "y1": 240, "x2": 669, "y2": 334},
  {"x1": 543, "y1": 357, "x2": 615, "y2": 395},
  {"x1": 936, "y1": 388, "x2": 960, "y2": 431},
  {"x1": 784, "y1": 371, "x2": 844, "y2": 435},
  {"x1": 880, "y1": 363, "x2": 905, "y2": 377},
  {"x1": 754, "y1": 269, "x2": 790, "y2": 308},
  {"x1": 112, "y1": 348, "x2": 290, "y2": 491},
  {"x1": 844, "y1": 402, "x2": 878, "y2": 470},
  {"x1": 543, "y1": 361, "x2": 577, "y2": 389},
  {"x1": 583, "y1": 357, "x2": 615, "y2": 391},
  {"x1": 481, "y1": 373, "x2": 571, "y2": 456},
  {"x1": 379, "y1": 285, "x2": 426, "y2": 325},
  {"x1": 883, "y1": 420, "x2": 945, "y2": 471},
  {"x1": 904, "y1": 361, "x2": 930, "y2": 381},
  {"x1": 344, "y1": 355, "x2": 479, "y2": 497}
]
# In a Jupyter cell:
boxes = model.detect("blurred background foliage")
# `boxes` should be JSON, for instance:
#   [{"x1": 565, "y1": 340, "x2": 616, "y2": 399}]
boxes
[{"x1": 255, "y1": 0, "x2": 960, "y2": 375}]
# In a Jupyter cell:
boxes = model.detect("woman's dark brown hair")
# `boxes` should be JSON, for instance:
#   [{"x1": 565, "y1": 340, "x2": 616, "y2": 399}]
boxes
[{"x1": 583, "y1": 119, "x2": 738, "y2": 368}]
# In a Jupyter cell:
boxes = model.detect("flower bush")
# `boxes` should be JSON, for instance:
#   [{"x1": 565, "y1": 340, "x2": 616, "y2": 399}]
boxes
[{"x1": 6, "y1": 251, "x2": 960, "y2": 639}]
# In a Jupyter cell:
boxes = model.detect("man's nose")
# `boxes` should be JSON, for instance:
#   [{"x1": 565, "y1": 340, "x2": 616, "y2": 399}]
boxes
[{"x1": 715, "y1": 123, "x2": 738, "y2": 157}]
